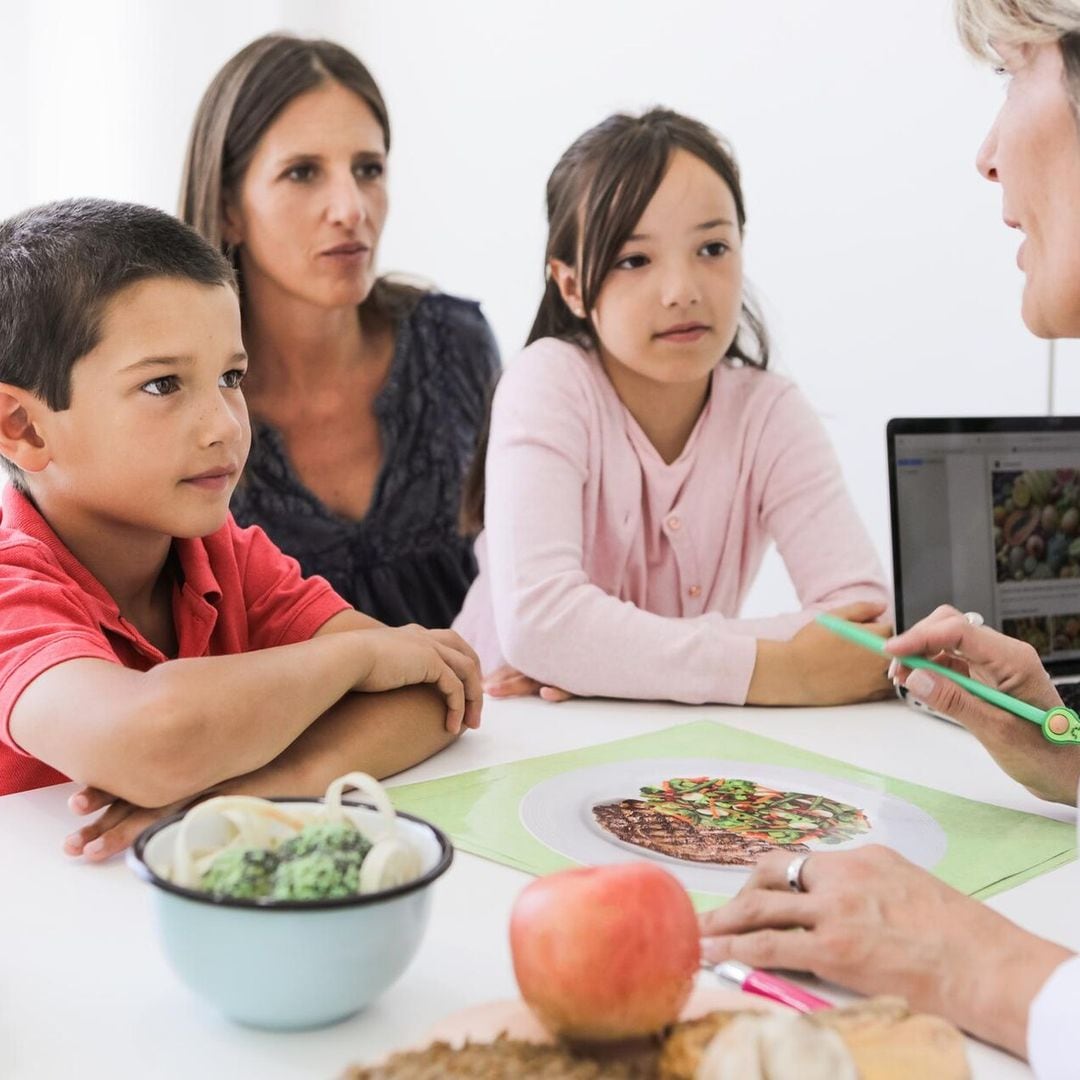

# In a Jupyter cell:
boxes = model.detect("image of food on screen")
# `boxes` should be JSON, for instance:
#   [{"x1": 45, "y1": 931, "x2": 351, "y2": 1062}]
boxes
[{"x1": 993, "y1": 468, "x2": 1080, "y2": 583}]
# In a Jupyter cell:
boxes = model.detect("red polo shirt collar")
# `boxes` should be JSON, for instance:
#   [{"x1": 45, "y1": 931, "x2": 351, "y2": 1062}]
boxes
[{"x1": 1, "y1": 486, "x2": 222, "y2": 661}]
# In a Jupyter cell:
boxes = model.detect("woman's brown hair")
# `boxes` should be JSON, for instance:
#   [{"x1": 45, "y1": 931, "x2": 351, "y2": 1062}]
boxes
[
  {"x1": 179, "y1": 33, "x2": 421, "y2": 322},
  {"x1": 461, "y1": 108, "x2": 769, "y2": 534}
]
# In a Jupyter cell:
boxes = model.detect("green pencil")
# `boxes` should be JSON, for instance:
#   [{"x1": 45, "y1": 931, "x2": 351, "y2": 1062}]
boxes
[{"x1": 815, "y1": 612, "x2": 1080, "y2": 745}]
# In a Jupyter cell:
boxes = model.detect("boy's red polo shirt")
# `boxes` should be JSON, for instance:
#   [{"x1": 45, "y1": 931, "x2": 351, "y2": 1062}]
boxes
[{"x1": 0, "y1": 486, "x2": 350, "y2": 796}]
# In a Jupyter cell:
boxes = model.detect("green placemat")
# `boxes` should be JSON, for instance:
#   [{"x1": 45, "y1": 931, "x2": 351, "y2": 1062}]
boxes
[{"x1": 390, "y1": 720, "x2": 1075, "y2": 911}]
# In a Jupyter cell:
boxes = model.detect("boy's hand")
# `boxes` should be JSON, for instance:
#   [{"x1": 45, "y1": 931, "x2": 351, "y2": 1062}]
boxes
[
  {"x1": 353, "y1": 626, "x2": 483, "y2": 734},
  {"x1": 65, "y1": 786, "x2": 193, "y2": 862}
]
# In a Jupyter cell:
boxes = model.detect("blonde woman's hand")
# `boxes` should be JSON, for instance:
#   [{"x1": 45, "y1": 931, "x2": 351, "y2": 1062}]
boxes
[
  {"x1": 699, "y1": 846, "x2": 1071, "y2": 1058},
  {"x1": 482, "y1": 664, "x2": 574, "y2": 703},
  {"x1": 888, "y1": 605, "x2": 1080, "y2": 804}
]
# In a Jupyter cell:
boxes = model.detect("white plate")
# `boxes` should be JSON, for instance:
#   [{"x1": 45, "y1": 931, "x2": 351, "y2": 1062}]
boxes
[{"x1": 519, "y1": 758, "x2": 948, "y2": 895}]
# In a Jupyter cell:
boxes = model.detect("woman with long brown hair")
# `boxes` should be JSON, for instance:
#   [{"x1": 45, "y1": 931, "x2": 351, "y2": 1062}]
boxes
[{"x1": 181, "y1": 34, "x2": 499, "y2": 628}]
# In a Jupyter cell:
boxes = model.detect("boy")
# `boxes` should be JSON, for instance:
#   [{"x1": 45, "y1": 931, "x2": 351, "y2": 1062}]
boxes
[{"x1": 0, "y1": 198, "x2": 481, "y2": 858}]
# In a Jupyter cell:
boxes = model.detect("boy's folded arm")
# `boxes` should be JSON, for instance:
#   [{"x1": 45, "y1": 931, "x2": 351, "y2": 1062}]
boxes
[
  {"x1": 67, "y1": 682, "x2": 459, "y2": 861},
  {"x1": 224, "y1": 682, "x2": 457, "y2": 797},
  {"x1": 312, "y1": 607, "x2": 383, "y2": 635},
  {"x1": 11, "y1": 630, "x2": 386, "y2": 808}
]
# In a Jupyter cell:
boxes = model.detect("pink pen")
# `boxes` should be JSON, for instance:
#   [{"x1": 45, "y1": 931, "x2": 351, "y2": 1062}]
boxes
[{"x1": 707, "y1": 960, "x2": 833, "y2": 1013}]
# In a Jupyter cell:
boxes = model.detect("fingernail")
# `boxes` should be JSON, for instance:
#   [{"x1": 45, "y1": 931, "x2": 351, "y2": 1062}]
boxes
[
  {"x1": 905, "y1": 670, "x2": 935, "y2": 699},
  {"x1": 887, "y1": 659, "x2": 899, "y2": 680},
  {"x1": 84, "y1": 838, "x2": 104, "y2": 857},
  {"x1": 65, "y1": 833, "x2": 83, "y2": 851},
  {"x1": 71, "y1": 794, "x2": 88, "y2": 812}
]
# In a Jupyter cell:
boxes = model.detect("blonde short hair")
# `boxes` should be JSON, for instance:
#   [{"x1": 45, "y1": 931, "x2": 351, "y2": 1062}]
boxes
[
  {"x1": 957, "y1": 0, "x2": 1080, "y2": 58},
  {"x1": 957, "y1": 0, "x2": 1080, "y2": 113}
]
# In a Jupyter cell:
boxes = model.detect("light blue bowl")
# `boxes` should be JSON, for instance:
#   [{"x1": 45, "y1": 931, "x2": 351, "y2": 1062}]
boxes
[{"x1": 128, "y1": 798, "x2": 453, "y2": 1030}]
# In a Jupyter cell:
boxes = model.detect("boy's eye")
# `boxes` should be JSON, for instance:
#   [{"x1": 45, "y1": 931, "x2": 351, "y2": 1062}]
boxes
[
  {"x1": 701, "y1": 240, "x2": 730, "y2": 258},
  {"x1": 141, "y1": 375, "x2": 180, "y2": 397},
  {"x1": 219, "y1": 369, "x2": 247, "y2": 390},
  {"x1": 614, "y1": 254, "x2": 649, "y2": 271},
  {"x1": 284, "y1": 163, "x2": 316, "y2": 182}
]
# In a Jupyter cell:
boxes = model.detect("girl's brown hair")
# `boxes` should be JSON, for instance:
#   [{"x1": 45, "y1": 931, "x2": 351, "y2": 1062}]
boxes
[
  {"x1": 180, "y1": 33, "x2": 421, "y2": 322},
  {"x1": 461, "y1": 108, "x2": 769, "y2": 533}
]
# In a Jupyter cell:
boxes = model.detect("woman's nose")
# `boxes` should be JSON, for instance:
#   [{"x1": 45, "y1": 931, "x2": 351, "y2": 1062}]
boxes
[
  {"x1": 326, "y1": 173, "x2": 366, "y2": 228},
  {"x1": 976, "y1": 113, "x2": 1001, "y2": 183}
]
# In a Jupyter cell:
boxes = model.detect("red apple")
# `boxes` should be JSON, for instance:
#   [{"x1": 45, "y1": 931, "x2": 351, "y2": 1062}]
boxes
[{"x1": 509, "y1": 862, "x2": 700, "y2": 1041}]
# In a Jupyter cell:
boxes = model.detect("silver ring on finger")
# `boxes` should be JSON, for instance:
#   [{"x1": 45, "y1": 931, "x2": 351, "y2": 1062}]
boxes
[
  {"x1": 786, "y1": 854, "x2": 811, "y2": 893},
  {"x1": 963, "y1": 611, "x2": 984, "y2": 627}
]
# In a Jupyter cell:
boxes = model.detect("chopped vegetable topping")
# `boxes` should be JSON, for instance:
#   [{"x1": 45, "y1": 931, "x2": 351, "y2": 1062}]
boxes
[
  {"x1": 200, "y1": 846, "x2": 279, "y2": 900},
  {"x1": 271, "y1": 850, "x2": 363, "y2": 901},
  {"x1": 636, "y1": 777, "x2": 871, "y2": 846}
]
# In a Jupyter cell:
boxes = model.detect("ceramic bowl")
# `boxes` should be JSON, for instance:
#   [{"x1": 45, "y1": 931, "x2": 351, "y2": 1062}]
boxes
[{"x1": 128, "y1": 798, "x2": 452, "y2": 1030}]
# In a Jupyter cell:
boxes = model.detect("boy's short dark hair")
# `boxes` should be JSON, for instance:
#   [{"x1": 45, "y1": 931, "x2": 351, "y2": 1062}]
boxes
[{"x1": 0, "y1": 198, "x2": 235, "y2": 488}]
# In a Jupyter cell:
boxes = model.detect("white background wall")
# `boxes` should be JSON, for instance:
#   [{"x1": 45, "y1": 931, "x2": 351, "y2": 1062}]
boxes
[{"x1": 0, "y1": 0, "x2": 1062, "y2": 618}]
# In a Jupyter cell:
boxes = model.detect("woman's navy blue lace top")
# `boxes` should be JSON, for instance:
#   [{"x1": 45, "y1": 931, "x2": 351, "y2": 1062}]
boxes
[{"x1": 230, "y1": 293, "x2": 500, "y2": 628}]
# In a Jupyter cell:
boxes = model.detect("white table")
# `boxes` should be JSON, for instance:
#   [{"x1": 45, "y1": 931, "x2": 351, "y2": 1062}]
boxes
[{"x1": 2, "y1": 696, "x2": 1076, "y2": 1079}]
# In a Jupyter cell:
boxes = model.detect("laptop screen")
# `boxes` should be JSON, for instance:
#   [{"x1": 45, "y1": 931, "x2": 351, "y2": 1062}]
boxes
[{"x1": 888, "y1": 417, "x2": 1080, "y2": 674}]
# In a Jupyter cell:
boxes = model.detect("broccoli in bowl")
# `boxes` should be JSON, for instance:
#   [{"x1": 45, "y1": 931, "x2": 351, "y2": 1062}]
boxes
[{"x1": 173, "y1": 773, "x2": 422, "y2": 904}]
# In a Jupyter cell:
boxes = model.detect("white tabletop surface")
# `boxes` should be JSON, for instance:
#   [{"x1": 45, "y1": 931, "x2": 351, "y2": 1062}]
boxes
[{"x1": 2, "y1": 695, "x2": 1077, "y2": 1079}]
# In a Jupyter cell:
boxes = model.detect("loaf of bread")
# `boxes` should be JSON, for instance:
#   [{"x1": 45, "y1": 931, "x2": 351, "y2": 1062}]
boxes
[{"x1": 346, "y1": 996, "x2": 970, "y2": 1079}]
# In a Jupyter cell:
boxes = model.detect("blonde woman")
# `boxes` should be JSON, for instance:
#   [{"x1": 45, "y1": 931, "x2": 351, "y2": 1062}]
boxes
[{"x1": 702, "y1": 2, "x2": 1080, "y2": 1075}]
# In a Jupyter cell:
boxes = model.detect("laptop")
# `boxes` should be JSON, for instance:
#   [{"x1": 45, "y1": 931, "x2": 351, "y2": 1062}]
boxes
[{"x1": 887, "y1": 416, "x2": 1080, "y2": 714}]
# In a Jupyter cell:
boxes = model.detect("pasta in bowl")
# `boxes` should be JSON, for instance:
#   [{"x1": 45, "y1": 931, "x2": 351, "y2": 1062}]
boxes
[{"x1": 127, "y1": 773, "x2": 452, "y2": 1030}]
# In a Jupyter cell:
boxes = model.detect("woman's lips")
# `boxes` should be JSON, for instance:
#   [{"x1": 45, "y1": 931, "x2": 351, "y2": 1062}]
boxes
[{"x1": 320, "y1": 243, "x2": 370, "y2": 265}]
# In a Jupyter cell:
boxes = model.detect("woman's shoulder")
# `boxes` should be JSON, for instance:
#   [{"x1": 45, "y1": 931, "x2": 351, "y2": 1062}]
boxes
[
  {"x1": 399, "y1": 290, "x2": 500, "y2": 384},
  {"x1": 406, "y1": 290, "x2": 493, "y2": 342}
]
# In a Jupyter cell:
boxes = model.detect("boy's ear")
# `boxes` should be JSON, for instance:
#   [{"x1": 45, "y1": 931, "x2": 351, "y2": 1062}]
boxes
[
  {"x1": 0, "y1": 386, "x2": 50, "y2": 475},
  {"x1": 548, "y1": 258, "x2": 587, "y2": 320}
]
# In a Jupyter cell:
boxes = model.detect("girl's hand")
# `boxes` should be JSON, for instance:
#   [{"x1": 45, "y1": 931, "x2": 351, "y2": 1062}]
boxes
[
  {"x1": 750, "y1": 601, "x2": 893, "y2": 705},
  {"x1": 699, "y1": 846, "x2": 1071, "y2": 1059},
  {"x1": 482, "y1": 664, "x2": 574, "y2": 702},
  {"x1": 888, "y1": 605, "x2": 1080, "y2": 804},
  {"x1": 351, "y1": 626, "x2": 483, "y2": 734}
]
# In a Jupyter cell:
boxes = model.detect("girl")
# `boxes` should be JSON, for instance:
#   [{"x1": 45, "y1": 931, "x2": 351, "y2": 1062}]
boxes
[
  {"x1": 181, "y1": 35, "x2": 500, "y2": 628},
  {"x1": 455, "y1": 108, "x2": 891, "y2": 705}
]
